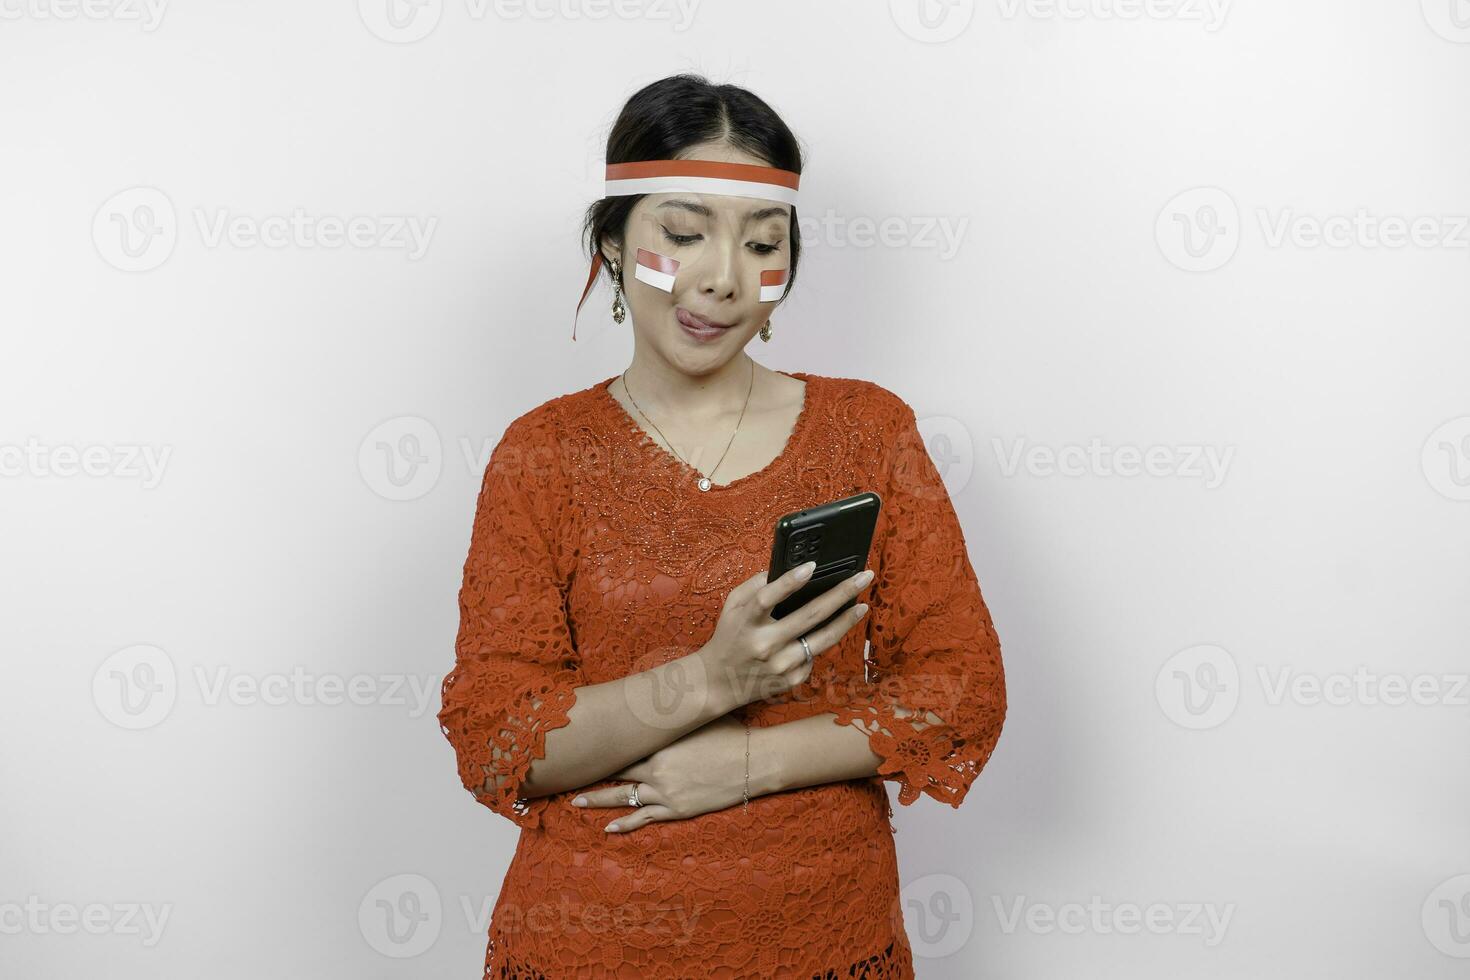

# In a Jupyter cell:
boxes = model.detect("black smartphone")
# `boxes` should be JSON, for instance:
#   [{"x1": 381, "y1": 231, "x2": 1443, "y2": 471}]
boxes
[{"x1": 767, "y1": 491, "x2": 882, "y2": 632}]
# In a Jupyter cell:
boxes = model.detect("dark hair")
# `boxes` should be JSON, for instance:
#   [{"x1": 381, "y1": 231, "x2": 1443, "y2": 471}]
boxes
[{"x1": 581, "y1": 73, "x2": 805, "y2": 304}]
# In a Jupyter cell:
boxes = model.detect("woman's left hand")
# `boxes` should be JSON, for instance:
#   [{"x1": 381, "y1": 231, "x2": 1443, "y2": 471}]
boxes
[{"x1": 570, "y1": 714, "x2": 753, "y2": 833}]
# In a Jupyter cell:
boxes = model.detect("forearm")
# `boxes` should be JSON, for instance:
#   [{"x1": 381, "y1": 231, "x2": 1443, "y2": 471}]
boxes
[
  {"x1": 749, "y1": 704, "x2": 945, "y2": 797},
  {"x1": 746, "y1": 711, "x2": 880, "y2": 796},
  {"x1": 517, "y1": 647, "x2": 742, "y2": 800}
]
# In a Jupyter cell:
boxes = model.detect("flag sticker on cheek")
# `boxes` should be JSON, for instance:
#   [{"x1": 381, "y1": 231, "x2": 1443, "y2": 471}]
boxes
[
  {"x1": 760, "y1": 268, "x2": 788, "y2": 303},
  {"x1": 633, "y1": 247, "x2": 679, "y2": 293}
]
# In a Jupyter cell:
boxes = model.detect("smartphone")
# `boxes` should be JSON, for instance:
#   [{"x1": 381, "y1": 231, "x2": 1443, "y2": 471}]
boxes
[{"x1": 767, "y1": 490, "x2": 882, "y2": 632}]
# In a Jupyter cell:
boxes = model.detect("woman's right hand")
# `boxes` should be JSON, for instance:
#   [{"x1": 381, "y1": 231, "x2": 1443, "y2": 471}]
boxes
[{"x1": 698, "y1": 561, "x2": 875, "y2": 710}]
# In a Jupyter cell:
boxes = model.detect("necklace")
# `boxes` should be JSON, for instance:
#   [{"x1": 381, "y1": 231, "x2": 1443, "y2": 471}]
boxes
[{"x1": 620, "y1": 360, "x2": 756, "y2": 492}]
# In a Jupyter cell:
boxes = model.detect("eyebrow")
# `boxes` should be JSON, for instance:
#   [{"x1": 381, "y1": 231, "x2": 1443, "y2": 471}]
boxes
[{"x1": 656, "y1": 199, "x2": 790, "y2": 223}]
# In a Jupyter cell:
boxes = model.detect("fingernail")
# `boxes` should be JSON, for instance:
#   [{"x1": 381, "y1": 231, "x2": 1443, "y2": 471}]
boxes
[
  {"x1": 571, "y1": 796, "x2": 587, "y2": 806},
  {"x1": 855, "y1": 603, "x2": 869, "y2": 617},
  {"x1": 856, "y1": 569, "x2": 874, "y2": 586},
  {"x1": 796, "y1": 561, "x2": 815, "y2": 580},
  {"x1": 604, "y1": 823, "x2": 620, "y2": 833}
]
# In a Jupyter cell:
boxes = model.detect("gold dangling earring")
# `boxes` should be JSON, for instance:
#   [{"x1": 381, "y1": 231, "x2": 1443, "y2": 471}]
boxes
[
  {"x1": 759, "y1": 318, "x2": 772, "y2": 342},
  {"x1": 610, "y1": 257, "x2": 626, "y2": 324}
]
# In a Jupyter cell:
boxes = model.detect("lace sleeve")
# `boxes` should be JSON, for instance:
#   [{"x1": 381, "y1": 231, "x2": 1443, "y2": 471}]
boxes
[
  {"x1": 831, "y1": 396, "x2": 1007, "y2": 810},
  {"x1": 437, "y1": 408, "x2": 583, "y2": 830}
]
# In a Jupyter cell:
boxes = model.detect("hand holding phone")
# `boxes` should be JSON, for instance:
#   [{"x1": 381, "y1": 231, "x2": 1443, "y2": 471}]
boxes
[{"x1": 697, "y1": 492, "x2": 883, "y2": 709}]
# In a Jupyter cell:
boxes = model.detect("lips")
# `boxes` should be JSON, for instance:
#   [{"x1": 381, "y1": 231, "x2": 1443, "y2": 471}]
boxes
[{"x1": 677, "y1": 308, "x2": 733, "y2": 330}]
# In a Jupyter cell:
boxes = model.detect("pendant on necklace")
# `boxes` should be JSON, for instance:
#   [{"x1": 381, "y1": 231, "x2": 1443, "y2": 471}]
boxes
[{"x1": 697, "y1": 476, "x2": 712, "y2": 492}]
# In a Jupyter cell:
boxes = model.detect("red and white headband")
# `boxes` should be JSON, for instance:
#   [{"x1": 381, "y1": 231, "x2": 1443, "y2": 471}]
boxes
[{"x1": 572, "y1": 159, "x2": 801, "y2": 340}]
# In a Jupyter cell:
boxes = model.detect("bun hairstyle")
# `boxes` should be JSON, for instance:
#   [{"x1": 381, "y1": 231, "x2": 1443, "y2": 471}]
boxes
[{"x1": 581, "y1": 73, "x2": 805, "y2": 305}]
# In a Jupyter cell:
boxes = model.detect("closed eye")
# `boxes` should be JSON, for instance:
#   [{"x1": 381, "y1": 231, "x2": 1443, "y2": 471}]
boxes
[{"x1": 661, "y1": 228, "x2": 784, "y2": 255}]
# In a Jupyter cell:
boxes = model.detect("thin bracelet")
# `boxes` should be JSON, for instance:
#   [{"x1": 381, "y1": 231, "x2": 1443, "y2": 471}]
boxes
[{"x1": 743, "y1": 719, "x2": 751, "y2": 813}]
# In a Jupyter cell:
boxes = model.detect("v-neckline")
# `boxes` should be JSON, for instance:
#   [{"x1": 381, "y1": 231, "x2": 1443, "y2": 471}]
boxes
[{"x1": 596, "y1": 370, "x2": 817, "y2": 492}]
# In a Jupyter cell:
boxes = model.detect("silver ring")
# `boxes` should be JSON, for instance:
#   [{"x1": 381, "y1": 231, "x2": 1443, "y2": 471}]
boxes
[
  {"x1": 628, "y1": 783, "x2": 642, "y2": 807},
  {"x1": 799, "y1": 635, "x2": 812, "y2": 667}
]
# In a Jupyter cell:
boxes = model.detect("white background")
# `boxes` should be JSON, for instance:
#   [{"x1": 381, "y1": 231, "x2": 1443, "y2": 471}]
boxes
[{"x1": 2, "y1": 1, "x2": 1468, "y2": 977}]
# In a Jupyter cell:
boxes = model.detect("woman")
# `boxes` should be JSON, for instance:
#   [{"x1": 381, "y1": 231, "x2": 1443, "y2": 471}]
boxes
[{"x1": 437, "y1": 73, "x2": 1007, "y2": 978}]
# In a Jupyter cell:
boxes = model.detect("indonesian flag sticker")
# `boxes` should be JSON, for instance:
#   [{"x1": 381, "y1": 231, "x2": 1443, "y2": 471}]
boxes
[
  {"x1": 633, "y1": 247, "x2": 679, "y2": 293},
  {"x1": 760, "y1": 268, "x2": 788, "y2": 303}
]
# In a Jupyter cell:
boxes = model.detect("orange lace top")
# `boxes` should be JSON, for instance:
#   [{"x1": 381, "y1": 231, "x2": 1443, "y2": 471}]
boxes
[{"x1": 437, "y1": 370, "x2": 1006, "y2": 979}]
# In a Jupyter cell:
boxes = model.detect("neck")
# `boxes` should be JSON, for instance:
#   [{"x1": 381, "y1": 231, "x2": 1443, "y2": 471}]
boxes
[{"x1": 621, "y1": 354, "x2": 762, "y2": 422}]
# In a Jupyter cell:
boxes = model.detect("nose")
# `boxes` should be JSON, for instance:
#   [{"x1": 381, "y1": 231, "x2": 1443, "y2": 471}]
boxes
[{"x1": 695, "y1": 229, "x2": 740, "y2": 301}]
